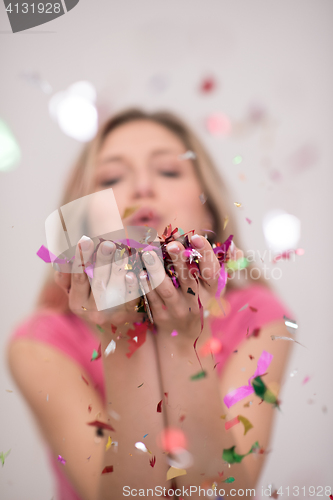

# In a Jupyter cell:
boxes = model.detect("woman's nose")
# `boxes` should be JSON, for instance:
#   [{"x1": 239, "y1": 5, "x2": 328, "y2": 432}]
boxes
[{"x1": 132, "y1": 172, "x2": 155, "y2": 199}]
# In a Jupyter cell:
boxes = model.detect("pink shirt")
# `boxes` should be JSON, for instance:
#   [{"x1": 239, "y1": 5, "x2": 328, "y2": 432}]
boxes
[{"x1": 10, "y1": 284, "x2": 291, "y2": 500}]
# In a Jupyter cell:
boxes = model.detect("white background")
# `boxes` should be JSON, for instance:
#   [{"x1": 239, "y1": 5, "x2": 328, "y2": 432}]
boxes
[{"x1": 0, "y1": 0, "x2": 332, "y2": 498}]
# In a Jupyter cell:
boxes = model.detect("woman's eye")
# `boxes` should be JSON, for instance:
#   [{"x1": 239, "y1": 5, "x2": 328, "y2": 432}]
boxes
[
  {"x1": 160, "y1": 171, "x2": 180, "y2": 178},
  {"x1": 100, "y1": 178, "x2": 121, "y2": 187}
]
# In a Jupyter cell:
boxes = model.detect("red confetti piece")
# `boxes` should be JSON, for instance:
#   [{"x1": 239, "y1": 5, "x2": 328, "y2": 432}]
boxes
[
  {"x1": 249, "y1": 306, "x2": 258, "y2": 312},
  {"x1": 111, "y1": 324, "x2": 117, "y2": 334},
  {"x1": 81, "y1": 375, "x2": 89, "y2": 385},
  {"x1": 200, "y1": 77, "x2": 217, "y2": 93},
  {"x1": 101, "y1": 465, "x2": 113, "y2": 474},
  {"x1": 251, "y1": 328, "x2": 260, "y2": 338},
  {"x1": 126, "y1": 322, "x2": 150, "y2": 358},
  {"x1": 164, "y1": 392, "x2": 168, "y2": 404},
  {"x1": 157, "y1": 400, "x2": 163, "y2": 413},
  {"x1": 149, "y1": 455, "x2": 156, "y2": 467},
  {"x1": 249, "y1": 355, "x2": 255, "y2": 360},
  {"x1": 88, "y1": 404, "x2": 92, "y2": 413},
  {"x1": 179, "y1": 415, "x2": 186, "y2": 423},
  {"x1": 225, "y1": 416, "x2": 240, "y2": 431},
  {"x1": 87, "y1": 420, "x2": 116, "y2": 432}
]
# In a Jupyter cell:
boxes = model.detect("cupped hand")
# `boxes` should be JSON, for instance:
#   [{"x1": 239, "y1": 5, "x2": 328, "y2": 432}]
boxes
[{"x1": 54, "y1": 237, "x2": 144, "y2": 331}]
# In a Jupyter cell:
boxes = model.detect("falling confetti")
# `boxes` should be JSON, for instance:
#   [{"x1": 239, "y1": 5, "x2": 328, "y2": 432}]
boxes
[
  {"x1": 302, "y1": 376, "x2": 310, "y2": 385},
  {"x1": 157, "y1": 400, "x2": 163, "y2": 413},
  {"x1": 190, "y1": 370, "x2": 207, "y2": 380},
  {"x1": 96, "y1": 325, "x2": 105, "y2": 334},
  {"x1": 171, "y1": 330, "x2": 178, "y2": 337},
  {"x1": 122, "y1": 206, "x2": 140, "y2": 219},
  {"x1": 206, "y1": 113, "x2": 231, "y2": 136},
  {"x1": 271, "y1": 335, "x2": 305, "y2": 347},
  {"x1": 0, "y1": 449, "x2": 11, "y2": 466},
  {"x1": 199, "y1": 192, "x2": 207, "y2": 204},
  {"x1": 223, "y1": 441, "x2": 260, "y2": 464},
  {"x1": 57, "y1": 455, "x2": 66, "y2": 465},
  {"x1": 91, "y1": 344, "x2": 101, "y2": 361},
  {"x1": 81, "y1": 375, "x2": 89, "y2": 385},
  {"x1": 252, "y1": 376, "x2": 280, "y2": 409},
  {"x1": 101, "y1": 465, "x2": 114, "y2": 474},
  {"x1": 179, "y1": 150, "x2": 196, "y2": 160},
  {"x1": 149, "y1": 456, "x2": 156, "y2": 467},
  {"x1": 238, "y1": 303, "x2": 249, "y2": 312},
  {"x1": 234, "y1": 202, "x2": 242, "y2": 208},
  {"x1": 283, "y1": 315, "x2": 298, "y2": 331},
  {"x1": 233, "y1": 155, "x2": 243, "y2": 165},
  {"x1": 223, "y1": 477, "x2": 235, "y2": 483},
  {"x1": 238, "y1": 415, "x2": 254, "y2": 435},
  {"x1": 223, "y1": 216, "x2": 229, "y2": 230},
  {"x1": 167, "y1": 466, "x2": 187, "y2": 480},
  {"x1": 105, "y1": 340, "x2": 116, "y2": 356},
  {"x1": 105, "y1": 436, "x2": 112, "y2": 451},
  {"x1": 200, "y1": 76, "x2": 217, "y2": 93},
  {"x1": 225, "y1": 416, "x2": 240, "y2": 431},
  {"x1": 245, "y1": 218, "x2": 252, "y2": 224}
]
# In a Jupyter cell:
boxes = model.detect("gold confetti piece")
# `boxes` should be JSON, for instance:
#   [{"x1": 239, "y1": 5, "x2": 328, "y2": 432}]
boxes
[
  {"x1": 106, "y1": 436, "x2": 112, "y2": 451},
  {"x1": 124, "y1": 264, "x2": 132, "y2": 270},
  {"x1": 234, "y1": 202, "x2": 242, "y2": 207},
  {"x1": 166, "y1": 466, "x2": 187, "y2": 480},
  {"x1": 223, "y1": 216, "x2": 229, "y2": 230},
  {"x1": 120, "y1": 247, "x2": 126, "y2": 258},
  {"x1": 238, "y1": 415, "x2": 254, "y2": 435},
  {"x1": 122, "y1": 206, "x2": 140, "y2": 219},
  {"x1": 82, "y1": 306, "x2": 87, "y2": 311},
  {"x1": 6, "y1": 390, "x2": 13, "y2": 393},
  {"x1": 220, "y1": 414, "x2": 227, "y2": 419}
]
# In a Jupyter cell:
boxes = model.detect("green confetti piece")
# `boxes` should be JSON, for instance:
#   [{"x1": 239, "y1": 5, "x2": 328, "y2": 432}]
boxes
[
  {"x1": 222, "y1": 441, "x2": 259, "y2": 464},
  {"x1": 96, "y1": 325, "x2": 105, "y2": 334},
  {"x1": 190, "y1": 370, "x2": 207, "y2": 380},
  {"x1": 223, "y1": 477, "x2": 235, "y2": 483},
  {"x1": 0, "y1": 449, "x2": 11, "y2": 466},
  {"x1": 91, "y1": 349, "x2": 99, "y2": 361},
  {"x1": 178, "y1": 228, "x2": 185, "y2": 235},
  {"x1": 252, "y1": 376, "x2": 280, "y2": 408},
  {"x1": 226, "y1": 257, "x2": 249, "y2": 271},
  {"x1": 233, "y1": 155, "x2": 243, "y2": 165}
]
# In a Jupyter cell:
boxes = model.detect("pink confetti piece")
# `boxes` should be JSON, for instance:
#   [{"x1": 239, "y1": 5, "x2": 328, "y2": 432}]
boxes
[
  {"x1": 206, "y1": 113, "x2": 231, "y2": 136},
  {"x1": 224, "y1": 351, "x2": 273, "y2": 408},
  {"x1": 37, "y1": 245, "x2": 68, "y2": 264},
  {"x1": 245, "y1": 218, "x2": 252, "y2": 224},
  {"x1": 302, "y1": 376, "x2": 310, "y2": 385},
  {"x1": 225, "y1": 416, "x2": 240, "y2": 431},
  {"x1": 171, "y1": 330, "x2": 178, "y2": 337},
  {"x1": 57, "y1": 455, "x2": 66, "y2": 465}
]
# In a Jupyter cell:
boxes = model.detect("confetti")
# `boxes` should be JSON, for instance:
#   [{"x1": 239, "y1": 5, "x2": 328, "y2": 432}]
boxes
[
  {"x1": 238, "y1": 303, "x2": 249, "y2": 312},
  {"x1": 234, "y1": 202, "x2": 242, "y2": 208},
  {"x1": 222, "y1": 477, "x2": 235, "y2": 483},
  {"x1": 283, "y1": 315, "x2": 298, "y2": 331},
  {"x1": 105, "y1": 340, "x2": 116, "y2": 356},
  {"x1": 249, "y1": 306, "x2": 258, "y2": 312},
  {"x1": 223, "y1": 442, "x2": 260, "y2": 464},
  {"x1": 238, "y1": 415, "x2": 254, "y2": 435},
  {"x1": 57, "y1": 455, "x2": 66, "y2": 465},
  {"x1": 187, "y1": 287, "x2": 196, "y2": 296},
  {"x1": 245, "y1": 218, "x2": 252, "y2": 224},
  {"x1": 200, "y1": 77, "x2": 217, "y2": 93},
  {"x1": 96, "y1": 325, "x2": 105, "y2": 334},
  {"x1": 5, "y1": 390, "x2": 13, "y2": 393},
  {"x1": 271, "y1": 335, "x2": 305, "y2": 347},
  {"x1": 149, "y1": 456, "x2": 156, "y2": 467},
  {"x1": 225, "y1": 416, "x2": 240, "y2": 431},
  {"x1": 157, "y1": 400, "x2": 163, "y2": 413},
  {"x1": 190, "y1": 370, "x2": 207, "y2": 380},
  {"x1": 206, "y1": 113, "x2": 231, "y2": 136},
  {"x1": 167, "y1": 466, "x2": 187, "y2": 480},
  {"x1": 88, "y1": 404, "x2": 92, "y2": 412},
  {"x1": 138, "y1": 383, "x2": 144, "y2": 388},
  {"x1": 226, "y1": 257, "x2": 249, "y2": 271},
  {"x1": 122, "y1": 206, "x2": 140, "y2": 219},
  {"x1": 171, "y1": 330, "x2": 178, "y2": 337},
  {"x1": 249, "y1": 355, "x2": 255, "y2": 360},
  {"x1": 91, "y1": 344, "x2": 102, "y2": 361},
  {"x1": 101, "y1": 465, "x2": 114, "y2": 474},
  {"x1": 143, "y1": 434, "x2": 148, "y2": 438},
  {"x1": 233, "y1": 155, "x2": 243, "y2": 165},
  {"x1": 105, "y1": 436, "x2": 112, "y2": 451},
  {"x1": 252, "y1": 376, "x2": 280, "y2": 408},
  {"x1": 223, "y1": 216, "x2": 229, "y2": 230},
  {"x1": 81, "y1": 375, "x2": 89, "y2": 385},
  {"x1": 87, "y1": 420, "x2": 116, "y2": 432},
  {"x1": 302, "y1": 376, "x2": 310, "y2": 385},
  {"x1": 178, "y1": 150, "x2": 196, "y2": 160},
  {"x1": 199, "y1": 192, "x2": 207, "y2": 204},
  {"x1": 0, "y1": 449, "x2": 11, "y2": 466},
  {"x1": 199, "y1": 337, "x2": 222, "y2": 357},
  {"x1": 224, "y1": 350, "x2": 273, "y2": 408}
]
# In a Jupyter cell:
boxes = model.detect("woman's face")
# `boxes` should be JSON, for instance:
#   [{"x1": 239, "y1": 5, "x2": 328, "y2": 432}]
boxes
[{"x1": 93, "y1": 119, "x2": 213, "y2": 237}]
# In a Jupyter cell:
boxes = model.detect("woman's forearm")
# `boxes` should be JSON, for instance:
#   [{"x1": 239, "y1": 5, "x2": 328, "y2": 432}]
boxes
[{"x1": 153, "y1": 324, "x2": 255, "y2": 495}]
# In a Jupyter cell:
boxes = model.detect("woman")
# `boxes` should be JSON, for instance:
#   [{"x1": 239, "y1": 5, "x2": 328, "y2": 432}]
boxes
[{"x1": 7, "y1": 108, "x2": 293, "y2": 500}]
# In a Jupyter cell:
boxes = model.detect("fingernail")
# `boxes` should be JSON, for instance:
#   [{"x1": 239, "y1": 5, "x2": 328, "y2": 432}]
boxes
[
  {"x1": 79, "y1": 235, "x2": 91, "y2": 251},
  {"x1": 101, "y1": 241, "x2": 115, "y2": 256},
  {"x1": 53, "y1": 263, "x2": 60, "y2": 272},
  {"x1": 142, "y1": 251, "x2": 155, "y2": 266},
  {"x1": 191, "y1": 234, "x2": 204, "y2": 249},
  {"x1": 167, "y1": 243, "x2": 180, "y2": 254},
  {"x1": 125, "y1": 274, "x2": 134, "y2": 284}
]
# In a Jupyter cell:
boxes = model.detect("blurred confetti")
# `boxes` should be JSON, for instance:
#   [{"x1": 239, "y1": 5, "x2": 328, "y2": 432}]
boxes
[
  {"x1": 205, "y1": 113, "x2": 231, "y2": 136},
  {"x1": 0, "y1": 119, "x2": 21, "y2": 172},
  {"x1": 57, "y1": 455, "x2": 66, "y2": 465},
  {"x1": 199, "y1": 76, "x2": 217, "y2": 93},
  {"x1": 0, "y1": 449, "x2": 11, "y2": 466}
]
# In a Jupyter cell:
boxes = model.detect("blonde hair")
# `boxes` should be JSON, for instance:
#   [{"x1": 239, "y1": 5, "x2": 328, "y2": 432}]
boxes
[{"x1": 36, "y1": 107, "x2": 267, "y2": 313}]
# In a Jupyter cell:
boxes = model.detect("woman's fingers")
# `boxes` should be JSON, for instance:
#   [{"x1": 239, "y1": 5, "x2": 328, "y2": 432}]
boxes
[
  {"x1": 190, "y1": 234, "x2": 220, "y2": 285},
  {"x1": 124, "y1": 272, "x2": 140, "y2": 313},
  {"x1": 69, "y1": 237, "x2": 94, "y2": 313}
]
